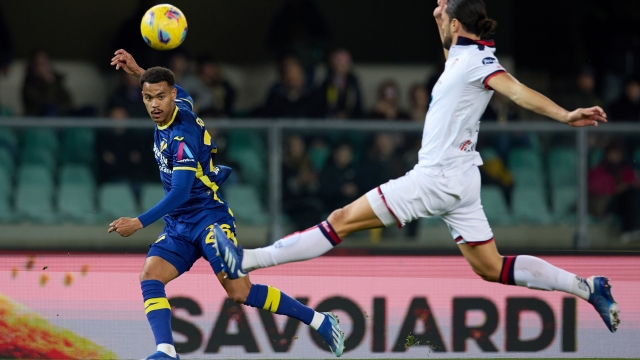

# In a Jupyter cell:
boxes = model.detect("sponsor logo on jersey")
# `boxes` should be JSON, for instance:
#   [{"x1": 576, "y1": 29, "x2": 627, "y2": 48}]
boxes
[
  {"x1": 177, "y1": 158, "x2": 195, "y2": 164},
  {"x1": 459, "y1": 140, "x2": 476, "y2": 153},
  {"x1": 482, "y1": 57, "x2": 497, "y2": 65}
]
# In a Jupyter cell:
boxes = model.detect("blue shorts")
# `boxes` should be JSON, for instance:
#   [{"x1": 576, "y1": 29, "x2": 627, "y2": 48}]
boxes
[{"x1": 147, "y1": 208, "x2": 238, "y2": 275}]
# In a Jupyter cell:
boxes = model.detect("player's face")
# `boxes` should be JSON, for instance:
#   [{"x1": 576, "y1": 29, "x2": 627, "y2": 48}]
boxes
[
  {"x1": 441, "y1": 9, "x2": 454, "y2": 50},
  {"x1": 141, "y1": 81, "x2": 177, "y2": 126}
]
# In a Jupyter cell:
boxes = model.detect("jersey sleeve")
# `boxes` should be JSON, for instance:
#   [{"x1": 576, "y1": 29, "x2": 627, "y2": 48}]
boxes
[
  {"x1": 175, "y1": 84, "x2": 194, "y2": 111},
  {"x1": 467, "y1": 53, "x2": 507, "y2": 90},
  {"x1": 169, "y1": 128, "x2": 200, "y2": 172}
]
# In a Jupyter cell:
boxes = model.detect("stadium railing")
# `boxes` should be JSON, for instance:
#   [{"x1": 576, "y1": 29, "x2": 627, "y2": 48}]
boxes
[{"x1": 1, "y1": 117, "x2": 639, "y2": 253}]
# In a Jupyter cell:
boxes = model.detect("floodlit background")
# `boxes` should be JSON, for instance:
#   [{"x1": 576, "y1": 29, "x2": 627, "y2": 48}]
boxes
[{"x1": 0, "y1": 0, "x2": 639, "y2": 358}]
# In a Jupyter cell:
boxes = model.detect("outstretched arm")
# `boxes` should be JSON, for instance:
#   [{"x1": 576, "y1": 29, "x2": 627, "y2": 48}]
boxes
[
  {"x1": 434, "y1": 0, "x2": 449, "y2": 60},
  {"x1": 110, "y1": 49, "x2": 145, "y2": 78},
  {"x1": 488, "y1": 72, "x2": 608, "y2": 127},
  {"x1": 108, "y1": 170, "x2": 195, "y2": 237}
]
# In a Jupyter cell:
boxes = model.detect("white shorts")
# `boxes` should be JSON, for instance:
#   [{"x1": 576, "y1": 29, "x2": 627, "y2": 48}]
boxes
[{"x1": 365, "y1": 166, "x2": 494, "y2": 245}]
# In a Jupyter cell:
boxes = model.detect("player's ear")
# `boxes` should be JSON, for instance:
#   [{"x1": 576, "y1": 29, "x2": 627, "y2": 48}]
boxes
[{"x1": 171, "y1": 87, "x2": 177, "y2": 100}]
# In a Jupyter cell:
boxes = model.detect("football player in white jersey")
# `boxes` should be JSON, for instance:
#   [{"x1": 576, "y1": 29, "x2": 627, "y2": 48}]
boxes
[{"x1": 216, "y1": 0, "x2": 619, "y2": 333}]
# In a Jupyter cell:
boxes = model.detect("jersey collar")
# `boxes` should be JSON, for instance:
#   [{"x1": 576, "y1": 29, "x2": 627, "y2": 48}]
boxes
[
  {"x1": 157, "y1": 106, "x2": 178, "y2": 130},
  {"x1": 455, "y1": 36, "x2": 495, "y2": 48}
]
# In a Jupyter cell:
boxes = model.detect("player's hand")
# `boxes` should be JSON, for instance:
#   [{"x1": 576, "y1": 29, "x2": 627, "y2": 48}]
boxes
[
  {"x1": 110, "y1": 49, "x2": 145, "y2": 78},
  {"x1": 565, "y1": 106, "x2": 608, "y2": 127},
  {"x1": 433, "y1": 0, "x2": 447, "y2": 20},
  {"x1": 108, "y1": 217, "x2": 143, "y2": 237}
]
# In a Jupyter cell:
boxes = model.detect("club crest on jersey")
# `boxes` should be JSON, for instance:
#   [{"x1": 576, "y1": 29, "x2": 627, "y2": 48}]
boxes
[
  {"x1": 459, "y1": 140, "x2": 476, "y2": 153},
  {"x1": 159, "y1": 139, "x2": 168, "y2": 152},
  {"x1": 482, "y1": 57, "x2": 497, "y2": 65}
]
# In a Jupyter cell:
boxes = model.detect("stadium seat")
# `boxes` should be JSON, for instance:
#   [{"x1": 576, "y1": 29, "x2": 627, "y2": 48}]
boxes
[
  {"x1": 0, "y1": 168, "x2": 10, "y2": 200},
  {"x1": 308, "y1": 145, "x2": 330, "y2": 172},
  {"x1": 0, "y1": 147, "x2": 15, "y2": 176},
  {"x1": 552, "y1": 186, "x2": 577, "y2": 221},
  {"x1": 0, "y1": 127, "x2": 18, "y2": 151},
  {"x1": 58, "y1": 184, "x2": 98, "y2": 224},
  {"x1": 634, "y1": 148, "x2": 640, "y2": 167},
  {"x1": 141, "y1": 183, "x2": 166, "y2": 212},
  {"x1": 0, "y1": 196, "x2": 12, "y2": 223},
  {"x1": 22, "y1": 128, "x2": 59, "y2": 153},
  {"x1": 222, "y1": 184, "x2": 268, "y2": 225},
  {"x1": 510, "y1": 168, "x2": 545, "y2": 188},
  {"x1": 0, "y1": 168, "x2": 12, "y2": 222},
  {"x1": 508, "y1": 148, "x2": 543, "y2": 171},
  {"x1": 61, "y1": 128, "x2": 95, "y2": 165},
  {"x1": 480, "y1": 185, "x2": 512, "y2": 225},
  {"x1": 99, "y1": 183, "x2": 138, "y2": 219},
  {"x1": 548, "y1": 148, "x2": 577, "y2": 188},
  {"x1": 512, "y1": 187, "x2": 552, "y2": 224},
  {"x1": 227, "y1": 130, "x2": 265, "y2": 156},
  {"x1": 20, "y1": 147, "x2": 56, "y2": 172},
  {"x1": 15, "y1": 184, "x2": 57, "y2": 223},
  {"x1": 227, "y1": 147, "x2": 266, "y2": 188},
  {"x1": 58, "y1": 164, "x2": 96, "y2": 190},
  {"x1": 17, "y1": 165, "x2": 54, "y2": 193},
  {"x1": 590, "y1": 148, "x2": 603, "y2": 168}
]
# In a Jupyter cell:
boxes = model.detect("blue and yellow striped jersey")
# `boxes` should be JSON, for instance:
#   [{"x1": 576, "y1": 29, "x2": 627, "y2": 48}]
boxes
[{"x1": 152, "y1": 85, "x2": 228, "y2": 216}]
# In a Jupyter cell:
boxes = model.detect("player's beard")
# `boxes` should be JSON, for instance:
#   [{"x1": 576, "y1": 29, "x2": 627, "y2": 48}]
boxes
[{"x1": 443, "y1": 33, "x2": 453, "y2": 50}]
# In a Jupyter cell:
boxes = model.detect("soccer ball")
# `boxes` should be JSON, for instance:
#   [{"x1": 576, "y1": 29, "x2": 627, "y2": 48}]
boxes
[{"x1": 140, "y1": 4, "x2": 188, "y2": 51}]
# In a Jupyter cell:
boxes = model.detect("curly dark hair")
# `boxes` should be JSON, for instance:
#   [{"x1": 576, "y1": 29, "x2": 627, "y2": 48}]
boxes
[{"x1": 139, "y1": 66, "x2": 175, "y2": 87}]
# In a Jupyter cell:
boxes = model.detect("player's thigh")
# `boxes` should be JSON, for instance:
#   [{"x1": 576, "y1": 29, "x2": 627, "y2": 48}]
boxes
[
  {"x1": 147, "y1": 228, "x2": 201, "y2": 278},
  {"x1": 328, "y1": 194, "x2": 384, "y2": 238}
]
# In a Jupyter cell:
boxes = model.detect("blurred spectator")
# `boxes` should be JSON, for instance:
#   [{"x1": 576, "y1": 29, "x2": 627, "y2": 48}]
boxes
[
  {"x1": 609, "y1": 78, "x2": 640, "y2": 122},
  {"x1": 320, "y1": 143, "x2": 359, "y2": 211},
  {"x1": 260, "y1": 57, "x2": 321, "y2": 118},
  {"x1": 409, "y1": 84, "x2": 429, "y2": 122},
  {"x1": 0, "y1": 5, "x2": 14, "y2": 74},
  {"x1": 168, "y1": 52, "x2": 212, "y2": 112},
  {"x1": 196, "y1": 56, "x2": 237, "y2": 117},
  {"x1": 282, "y1": 135, "x2": 322, "y2": 230},
  {"x1": 22, "y1": 50, "x2": 72, "y2": 117},
  {"x1": 368, "y1": 80, "x2": 409, "y2": 120},
  {"x1": 267, "y1": 0, "x2": 330, "y2": 85},
  {"x1": 562, "y1": 66, "x2": 603, "y2": 110},
  {"x1": 96, "y1": 107, "x2": 157, "y2": 186},
  {"x1": 319, "y1": 49, "x2": 363, "y2": 119},
  {"x1": 357, "y1": 133, "x2": 405, "y2": 195},
  {"x1": 589, "y1": 140, "x2": 640, "y2": 238},
  {"x1": 107, "y1": 73, "x2": 147, "y2": 118}
]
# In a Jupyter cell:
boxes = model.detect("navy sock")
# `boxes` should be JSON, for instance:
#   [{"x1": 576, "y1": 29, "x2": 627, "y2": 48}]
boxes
[
  {"x1": 244, "y1": 284, "x2": 314, "y2": 325},
  {"x1": 141, "y1": 279, "x2": 174, "y2": 346}
]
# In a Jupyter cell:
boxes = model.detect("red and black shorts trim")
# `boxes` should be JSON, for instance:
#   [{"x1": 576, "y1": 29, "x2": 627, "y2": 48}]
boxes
[
  {"x1": 454, "y1": 236, "x2": 495, "y2": 246},
  {"x1": 499, "y1": 255, "x2": 518, "y2": 285},
  {"x1": 318, "y1": 220, "x2": 342, "y2": 246},
  {"x1": 378, "y1": 186, "x2": 402, "y2": 229}
]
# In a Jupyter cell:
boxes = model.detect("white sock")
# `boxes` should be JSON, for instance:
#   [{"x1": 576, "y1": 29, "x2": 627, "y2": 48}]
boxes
[
  {"x1": 242, "y1": 221, "x2": 340, "y2": 271},
  {"x1": 310, "y1": 312, "x2": 326, "y2": 330},
  {"x1": 510, "y1": 255, "x2": 590, "y2": 301},
  {"x1": 157, "y1": 343, "x2": 176, "y2": 358}
]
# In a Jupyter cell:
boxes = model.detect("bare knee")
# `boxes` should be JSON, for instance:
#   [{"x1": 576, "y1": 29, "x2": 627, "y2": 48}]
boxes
[{"x1": 328, "y1": 207, "x2": 349, "y2": 227}]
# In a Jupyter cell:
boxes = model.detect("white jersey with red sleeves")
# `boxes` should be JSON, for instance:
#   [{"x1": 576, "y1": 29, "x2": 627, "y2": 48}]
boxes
[{"x1": 417, "y1": 37, "x2": 506, "y2": 177}]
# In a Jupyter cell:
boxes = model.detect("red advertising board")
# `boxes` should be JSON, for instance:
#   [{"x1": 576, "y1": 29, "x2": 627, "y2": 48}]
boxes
[{"x1": 0, "y1": 253, "x2": 638, "y2": 358}]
